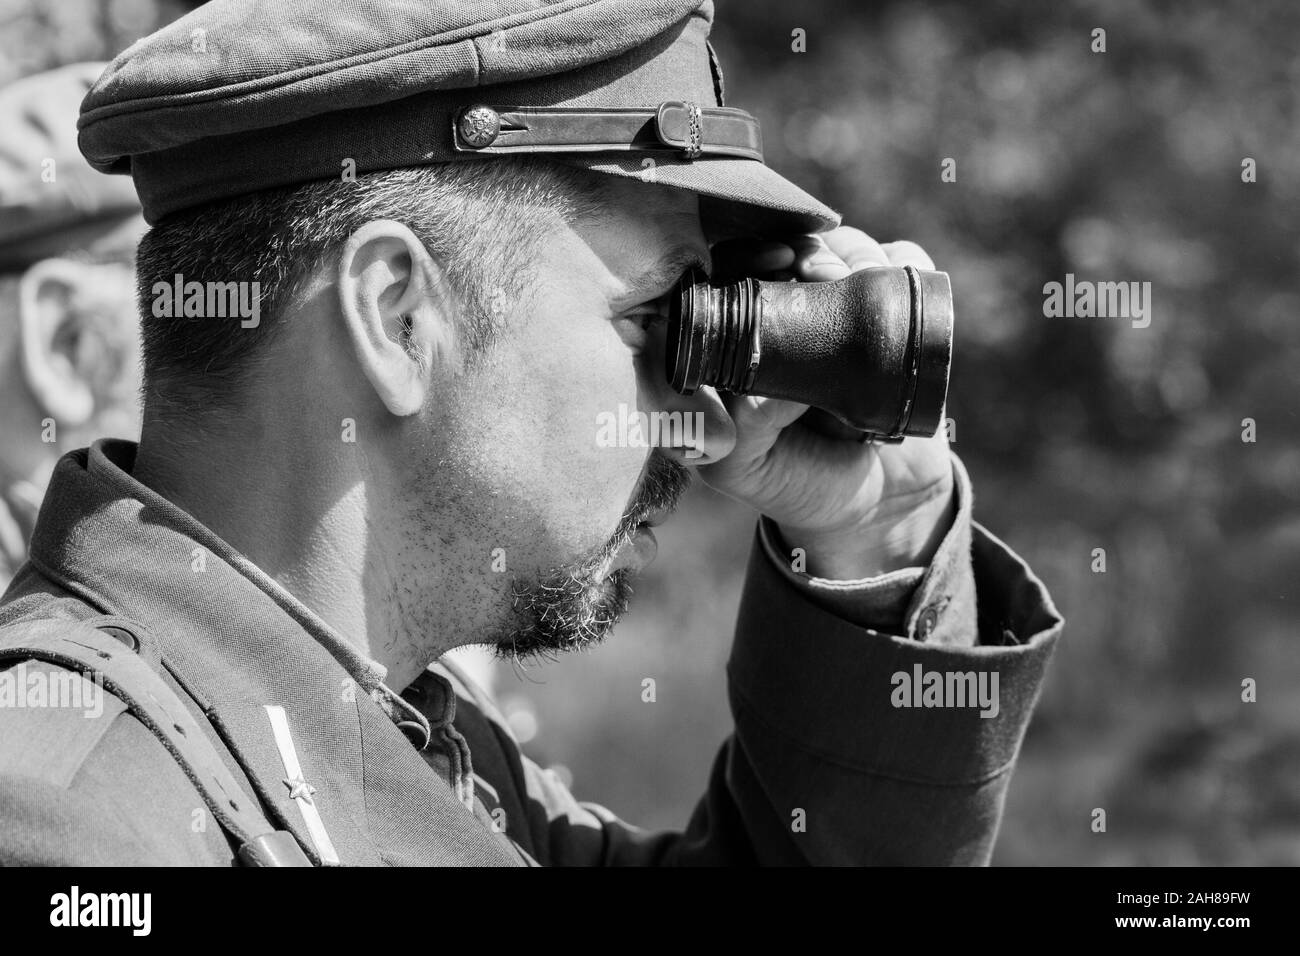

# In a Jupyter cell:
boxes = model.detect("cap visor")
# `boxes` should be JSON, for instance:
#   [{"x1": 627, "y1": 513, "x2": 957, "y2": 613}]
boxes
[{"x1": 555, "y1": 155, "x2": 840, "y2": 239}]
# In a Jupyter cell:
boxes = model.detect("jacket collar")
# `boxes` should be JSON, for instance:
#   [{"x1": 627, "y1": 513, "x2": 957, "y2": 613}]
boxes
[{"x1": 26, "y1": 439, "x2": 517, "y2": 866}]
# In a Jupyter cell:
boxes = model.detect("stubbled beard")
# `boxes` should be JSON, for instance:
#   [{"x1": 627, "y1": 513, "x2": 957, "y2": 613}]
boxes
[{"x1": 494, "y1": 454, "x2": 692, "y2": 664}]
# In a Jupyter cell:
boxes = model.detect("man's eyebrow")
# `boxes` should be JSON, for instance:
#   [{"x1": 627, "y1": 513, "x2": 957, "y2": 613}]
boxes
[{"x1": 621, "y1": 245, "x2": 711, "y2": 303}]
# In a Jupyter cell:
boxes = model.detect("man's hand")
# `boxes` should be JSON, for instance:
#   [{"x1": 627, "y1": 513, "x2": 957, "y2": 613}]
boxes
[{"x1": 698, "y1": 227, "x2": 955, "y2": 580}]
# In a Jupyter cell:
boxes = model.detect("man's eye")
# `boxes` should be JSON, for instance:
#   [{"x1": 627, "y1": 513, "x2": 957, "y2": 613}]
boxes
[{"x1": 625, "y1": 299, "x2": 669, "y2": 331}]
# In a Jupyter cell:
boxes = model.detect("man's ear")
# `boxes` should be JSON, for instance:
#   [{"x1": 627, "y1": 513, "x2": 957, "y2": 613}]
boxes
[
  {"x1": 17, "y1": 257, "x2": 98, "y2": 426},
  {"x1": 336, "y1": 220, "x2": 457, "y2": 417}
]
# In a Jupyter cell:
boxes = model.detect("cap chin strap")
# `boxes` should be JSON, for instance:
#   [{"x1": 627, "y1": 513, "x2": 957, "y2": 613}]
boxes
[{"x1": 451, "y1": 101, "x2": 763, "y2": 162}]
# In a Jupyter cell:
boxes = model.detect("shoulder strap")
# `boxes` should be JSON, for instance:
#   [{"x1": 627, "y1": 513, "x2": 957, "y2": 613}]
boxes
[
  {"x1": 0, "y1": 616, "x2": 313, "y2": 866},
  {"x1": 0, "y1": 659, "x2": 129, "y2": 787}
]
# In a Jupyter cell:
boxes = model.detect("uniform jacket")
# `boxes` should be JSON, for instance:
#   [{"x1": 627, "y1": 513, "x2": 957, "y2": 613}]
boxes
[{"x1": 0, "y1": 440, "x2": 1062, "y2": 865}]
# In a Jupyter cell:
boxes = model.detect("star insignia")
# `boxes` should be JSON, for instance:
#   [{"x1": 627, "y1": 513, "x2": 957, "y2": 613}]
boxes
[{"x1": 283, "y1": 776, "x2": 317, "y2": 805}]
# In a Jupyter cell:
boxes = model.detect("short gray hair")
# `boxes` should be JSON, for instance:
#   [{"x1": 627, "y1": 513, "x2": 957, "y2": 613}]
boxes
[{"x1": 135, "y1": 158, "x2": 609, "y2": 420}]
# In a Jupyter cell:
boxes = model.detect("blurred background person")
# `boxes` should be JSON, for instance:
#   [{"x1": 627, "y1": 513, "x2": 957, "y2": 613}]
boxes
[{"x1": 0, "y1": 62, "x2": 144, "y2": 587}]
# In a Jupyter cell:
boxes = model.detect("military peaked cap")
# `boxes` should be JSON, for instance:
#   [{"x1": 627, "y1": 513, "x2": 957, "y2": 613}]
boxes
[{"x1": 77, "y1": 0, "x2": 839, "y2": 234}]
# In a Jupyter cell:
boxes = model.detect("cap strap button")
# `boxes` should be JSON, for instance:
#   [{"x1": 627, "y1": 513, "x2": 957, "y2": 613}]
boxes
[{"x1": 456, "y1": 104, "x2": 501, "y2": 149}]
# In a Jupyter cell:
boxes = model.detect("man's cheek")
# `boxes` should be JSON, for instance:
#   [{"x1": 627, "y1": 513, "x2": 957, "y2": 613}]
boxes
[
  {"x1": 572, "y1": 416, "x2": 643, "y2": 533},
  {"x1": 491, "y1": 395, "x2": 634, "y2": 559},
  {"x1": 583, "y1": 377, "x2": 650, "y2": 516},
  {"x1": 484, "y1": 310, "x2": 643, "y2": 550}
]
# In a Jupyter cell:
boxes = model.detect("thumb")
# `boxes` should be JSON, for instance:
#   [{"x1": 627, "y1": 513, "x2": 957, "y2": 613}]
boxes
[{"x1": 721, "y1": 393, "x2": 810, "y2": 460}]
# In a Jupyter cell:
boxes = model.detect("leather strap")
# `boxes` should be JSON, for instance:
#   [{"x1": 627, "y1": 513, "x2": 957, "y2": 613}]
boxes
[
  {"x1": 452, "y1": 102, "x2": 763, "y2": 161},
  {"x1": 0, "y1": 618, "x2": 313, "y2": 866}
]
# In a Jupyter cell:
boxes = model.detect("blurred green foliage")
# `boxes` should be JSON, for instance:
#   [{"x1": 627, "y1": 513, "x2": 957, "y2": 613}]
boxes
[{"x1": 3, "y1": 0, "x2": 1295, "y2": 864}]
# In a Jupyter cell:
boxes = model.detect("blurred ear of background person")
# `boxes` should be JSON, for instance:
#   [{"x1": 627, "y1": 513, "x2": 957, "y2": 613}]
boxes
[
  {"x1": 0, "y1": 59, "x2": 507, "y2": 691},
  {"x1": 0, "y1": 63, "x2": 145, "y2": 587}
]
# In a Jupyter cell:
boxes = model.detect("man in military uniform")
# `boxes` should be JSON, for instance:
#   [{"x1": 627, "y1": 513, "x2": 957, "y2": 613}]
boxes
[
  {"x1": 0, "y1": 64, "x2": 144, "y2": 590},
  {"x1": 0, "y1": 0, "x2": 1062, "y2": 865}
]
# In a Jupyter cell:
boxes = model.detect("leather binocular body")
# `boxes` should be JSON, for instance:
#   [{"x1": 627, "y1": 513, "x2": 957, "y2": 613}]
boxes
[{"x1": 667, "y1": 265, "x2": 954, "y2": 442}]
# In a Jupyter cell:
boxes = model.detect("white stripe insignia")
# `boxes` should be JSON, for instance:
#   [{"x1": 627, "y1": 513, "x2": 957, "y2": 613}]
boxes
[{"x1": 264, "y1": 704, "x2": 340, "y2": 865}]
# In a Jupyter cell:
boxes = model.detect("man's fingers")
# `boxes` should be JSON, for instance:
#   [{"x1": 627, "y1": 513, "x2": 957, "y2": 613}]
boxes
[
  {"x1": 709, "y1": 233, "x2": 935, "y2": 286},
  {"x1": 822, "y1": 227, "x2": 891, "y2": 273},
  {"x1": 709, "y1": 238, "x2": 796, "y2": 283},
  {"x1": 709, "y1": 232, "x2": 934, "y2": 287},
  {"x1": 720, "y1": 393, "x2": 809, "y2": 452},
  {"x1": 789, "y1": 234, "x2": 851, "y2": 282},
  {"x1": 879, "y1": 240, "x2": 936, "y2": 271}
]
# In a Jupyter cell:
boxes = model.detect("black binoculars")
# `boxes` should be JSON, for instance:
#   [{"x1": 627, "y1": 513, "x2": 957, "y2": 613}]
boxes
[{"x1": 666, "y1": 266, "x2": 954, "y2": 442}]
